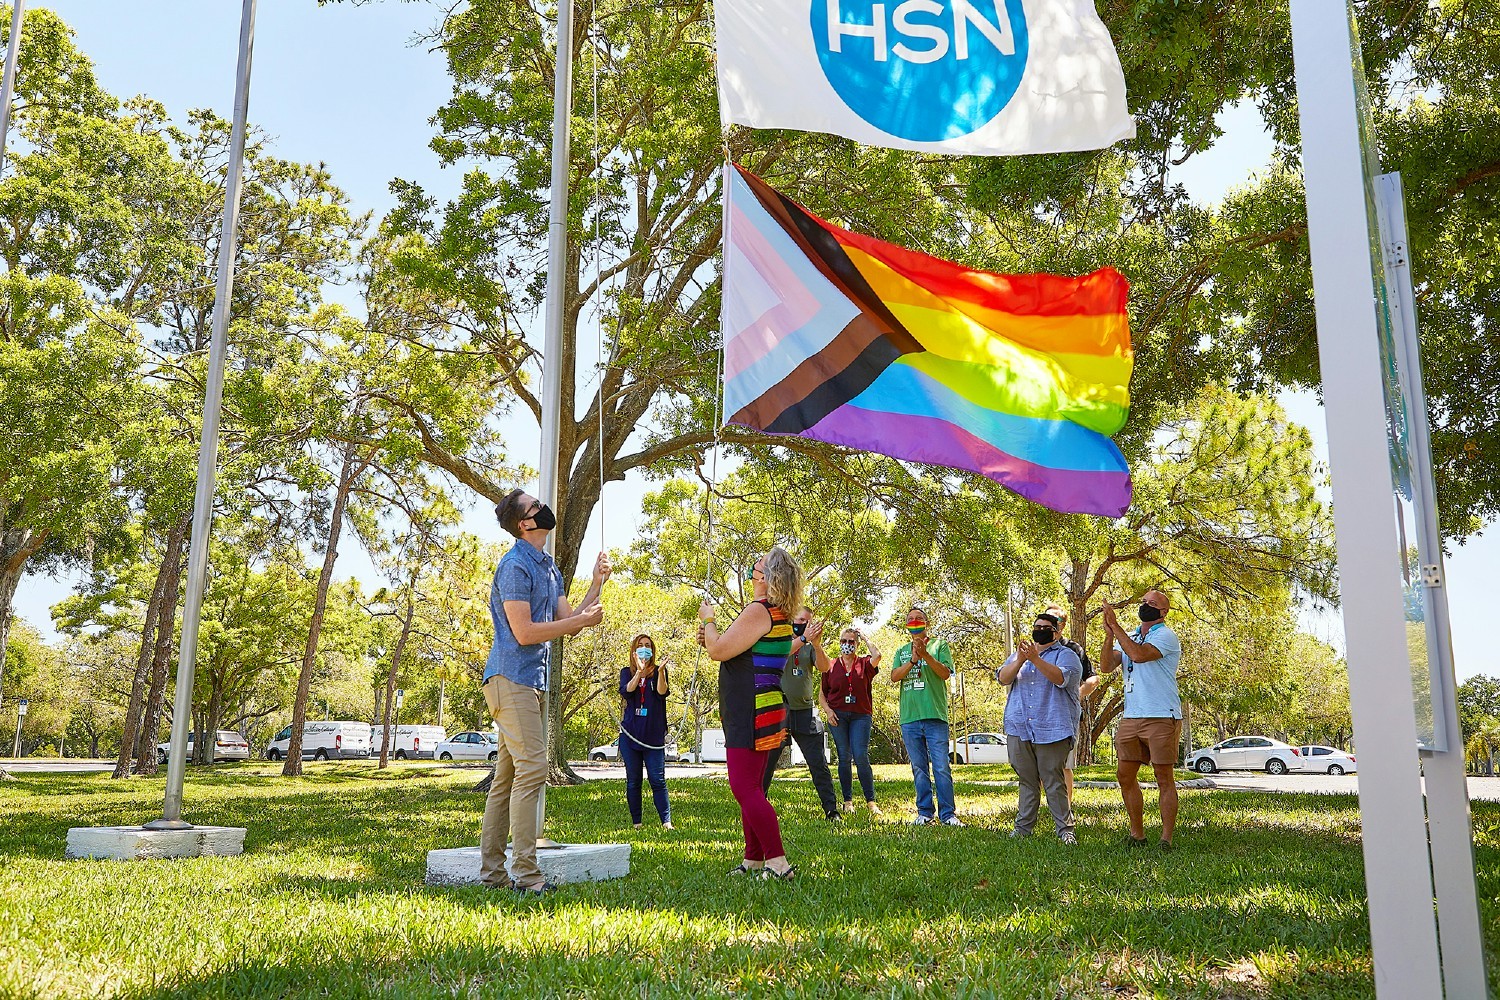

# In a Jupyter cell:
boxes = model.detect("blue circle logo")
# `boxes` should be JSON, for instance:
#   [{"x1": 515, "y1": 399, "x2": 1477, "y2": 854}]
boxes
[{"x1": 811, "y1": 0, "x2": 1030, "y2": 141}]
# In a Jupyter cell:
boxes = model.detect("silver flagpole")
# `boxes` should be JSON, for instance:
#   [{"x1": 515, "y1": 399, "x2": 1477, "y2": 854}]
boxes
[
  {"x1": 0, "y1": 0, "x2": 24, "y2": 178},
  {"x1": 148, "y1": 0, "x2": 256, "y2": 830},
  {"x1": 536, "y1": 0, "x2": 574, "y2": 840}
]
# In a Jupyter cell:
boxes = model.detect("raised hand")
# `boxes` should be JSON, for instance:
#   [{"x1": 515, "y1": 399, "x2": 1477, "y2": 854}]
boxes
[{"x1": 592, "y1": 551, "x2": 612, "y2": 586}]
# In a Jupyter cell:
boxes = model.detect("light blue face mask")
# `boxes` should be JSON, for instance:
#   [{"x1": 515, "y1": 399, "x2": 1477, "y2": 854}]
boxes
[{"x1": 635, "y1": 646, "x2": 652, "y2": 661}]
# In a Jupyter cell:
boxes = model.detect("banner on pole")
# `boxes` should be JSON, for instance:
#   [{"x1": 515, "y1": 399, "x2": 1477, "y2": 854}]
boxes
[{"x1": 714, "y1": 0, "x2": 1134, "y2": 155}]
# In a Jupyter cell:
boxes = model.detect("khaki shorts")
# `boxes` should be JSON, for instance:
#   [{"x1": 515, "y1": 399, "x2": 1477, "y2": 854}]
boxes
[{"x1": 1115, "y1": 717, "x2": 1182, "y2": 766}]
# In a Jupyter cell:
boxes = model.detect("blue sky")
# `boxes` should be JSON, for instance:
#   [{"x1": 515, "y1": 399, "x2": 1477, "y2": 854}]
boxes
[{"x1": 15, "y1": 1, "x2": 1496, "y2": 683}]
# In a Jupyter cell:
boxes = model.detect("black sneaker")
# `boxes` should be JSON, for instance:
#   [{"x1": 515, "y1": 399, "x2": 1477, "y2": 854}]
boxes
[{"x1": 1125, "y1": 835, "x2": 1148, "y2": 848}]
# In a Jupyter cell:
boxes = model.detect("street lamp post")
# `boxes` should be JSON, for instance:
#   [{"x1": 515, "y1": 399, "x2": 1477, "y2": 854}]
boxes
[{"x1": 12, "y1": 698, "x2": 26, "y2": 758}]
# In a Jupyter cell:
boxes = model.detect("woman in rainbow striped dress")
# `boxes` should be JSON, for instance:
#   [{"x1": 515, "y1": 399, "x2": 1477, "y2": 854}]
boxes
[{"x1": 698, "y1": 545, "x2": 803, "y2": 880}]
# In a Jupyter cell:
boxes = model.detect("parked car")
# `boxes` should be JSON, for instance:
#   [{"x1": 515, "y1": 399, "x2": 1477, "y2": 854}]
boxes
[
  {"x1": 589, "y1": 736, "x2": 681, "y2": 762},
  {"x1": 371, "y1": 724, "x2": 447, "y2": 760},
  {"x1": 435, "y1": 730, "x2": 499, "y2": 761},
  {"x1": 157, "y1": 730, "x2": 250, "y2": 765},
  {"x1": 1296, "y1": 745, "x2": 1357, "y2": 774},
  {"x1": 1187, "y1": 736, "x2": 1302, "y2": 774},
  {"x1": 949, "y1": 732, "x2": 1007, "y2": 764},
  {"x1": 265, "y1": 720, "x2": 372, "y2": 761}
]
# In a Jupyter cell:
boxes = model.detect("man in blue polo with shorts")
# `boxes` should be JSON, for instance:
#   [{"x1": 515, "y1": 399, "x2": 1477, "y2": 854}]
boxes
[{"x1": 1098, "y1": 590, "x2": 1183, "y2": 850}]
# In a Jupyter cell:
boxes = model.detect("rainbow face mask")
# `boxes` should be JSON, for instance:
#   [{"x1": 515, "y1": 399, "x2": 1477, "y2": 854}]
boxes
[{"x1": 906, "y1": 623, "x2": 927, "y2": 635}]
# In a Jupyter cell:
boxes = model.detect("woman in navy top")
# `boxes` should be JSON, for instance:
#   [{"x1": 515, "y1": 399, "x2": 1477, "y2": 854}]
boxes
[{"x1": 620, "y1": 633, "x2": 673, "y2": 829}]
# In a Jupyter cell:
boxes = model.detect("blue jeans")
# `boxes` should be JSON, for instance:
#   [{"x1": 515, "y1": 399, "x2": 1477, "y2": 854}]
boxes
[
  {"x1": 619, "y1": 736, "x2": 670, "y2": 825},
  {"x1": 901, "y1": 719, "x2": 955, "y2": 821},
  {"x1": 829, "y1": 711, "x2": 876, "y2": 803}
]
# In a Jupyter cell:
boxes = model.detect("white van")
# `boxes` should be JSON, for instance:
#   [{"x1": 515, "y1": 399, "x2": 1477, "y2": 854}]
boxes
[
  {"x1": 695, "y1": 728, "x2": 822, "y2": 765},
  {"x1": 265, "y1": 720, "x2": 372, "y2": 761},
  {"x1": 698, "y1": 728, "x2": 728, "y2": 763},
  {"x1": 371, "y1": 725, "x2": 447, "y2": 759}
]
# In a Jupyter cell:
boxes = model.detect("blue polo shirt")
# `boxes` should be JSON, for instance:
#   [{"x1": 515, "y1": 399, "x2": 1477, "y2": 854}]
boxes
[
  {"x1": 484, "y1": 538, "x2": 563, "y2": 691},
  {"x1": 1003, "y1": 644, "x2": 1082, "y2": 744},
  {"x1": 1116, "y1": 621, "x2": 1182, "y2": 719}
]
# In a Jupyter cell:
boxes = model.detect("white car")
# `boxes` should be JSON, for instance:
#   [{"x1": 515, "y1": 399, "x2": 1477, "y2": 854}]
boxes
[
  {"x1": 435, "y1": 731, "x2": 498, "y2": 761},
  {"x1": 590, "y1": 736, "x2": 680, "y2": 761},
  {"x1": 1296, "y1": 744, "x2": 1358, "y2": 774},
  {"x1": 949, "y1": 732, "x2": 1007, "y2": 764},
  {"x1": 157, "y1": 730, "x2": 250, "y2": 764},
  {"x1": 1188, "y1": 736, "x2": 1303, "y2": 775}
]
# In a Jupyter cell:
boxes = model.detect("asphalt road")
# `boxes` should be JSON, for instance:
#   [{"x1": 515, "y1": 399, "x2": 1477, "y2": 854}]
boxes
[
  {"x1": 1189, "y1": 770, "x2": 1500, "y2": 802},
  {"x1": 0, "y1": 759, "x2": 115, "y2": 773}
]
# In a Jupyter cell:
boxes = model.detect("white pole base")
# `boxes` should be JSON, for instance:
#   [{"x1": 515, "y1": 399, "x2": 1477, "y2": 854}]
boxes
[
  {"x1": 425, "y1": 843, "x2": 630, "y2": 886},
  {"x1": 66, "y1": 825, "x2": 246, "y2": 861}
]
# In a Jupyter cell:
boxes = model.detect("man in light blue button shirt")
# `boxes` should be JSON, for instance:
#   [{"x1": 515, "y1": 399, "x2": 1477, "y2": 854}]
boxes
[
  {"x1": 479, "y1": 488, "x2": 609, "y2": 893},
  {"x1": 1099, "y1": 590, "x2": 1183, "y2": 851},
  {"x1": 998, "y1": 612, "x2": 1082, "y2": 844}
]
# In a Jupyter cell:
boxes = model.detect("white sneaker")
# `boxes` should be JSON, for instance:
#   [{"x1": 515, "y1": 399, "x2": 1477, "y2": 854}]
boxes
[
  {"x1": 941, "y1": 816, "x2": 965, "y2": 827},
  {"x1": 911, "y1": 815, "x2": 935, "y2": 825},
  {"x1": 1059, "y1": 832, "x2": 1077, "y2": 845}
]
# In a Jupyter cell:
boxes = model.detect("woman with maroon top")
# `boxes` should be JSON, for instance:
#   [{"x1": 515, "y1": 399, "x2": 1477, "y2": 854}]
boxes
[{"x1": 823, "y1": 626, "x2": 882, "y2": 814}]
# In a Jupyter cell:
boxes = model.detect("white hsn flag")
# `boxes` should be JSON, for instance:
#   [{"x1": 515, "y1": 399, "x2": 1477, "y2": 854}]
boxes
[{"x1": 714, "y1": 0, "x2": 1134, "y2": 155}]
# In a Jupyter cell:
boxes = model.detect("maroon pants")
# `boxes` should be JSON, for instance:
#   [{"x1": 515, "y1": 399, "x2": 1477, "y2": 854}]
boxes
[{"x1": 726, "y1": 746, "x2": 784, "y2": 861}]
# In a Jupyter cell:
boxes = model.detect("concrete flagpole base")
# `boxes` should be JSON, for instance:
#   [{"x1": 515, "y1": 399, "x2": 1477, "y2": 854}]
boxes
[
  {"x1": 425, "y1": 843, "x2": 629, "y2": 886},
  {"x1": 66, "y1": 825, "x2": 246, "y2": 861}
]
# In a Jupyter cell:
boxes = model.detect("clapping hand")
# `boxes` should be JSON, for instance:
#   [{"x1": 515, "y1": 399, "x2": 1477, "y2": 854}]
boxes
[{"x1": 806, "y1": 620, "x2": 825, "y2": 644}]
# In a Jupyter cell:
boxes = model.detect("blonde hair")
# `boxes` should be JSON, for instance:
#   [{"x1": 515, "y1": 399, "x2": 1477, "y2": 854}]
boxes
[{"x1": 762, "y1": 545, "x2": 804, "y2": 616}]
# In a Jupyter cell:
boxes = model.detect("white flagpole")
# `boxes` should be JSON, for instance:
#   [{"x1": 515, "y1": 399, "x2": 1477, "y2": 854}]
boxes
[
  {"x1": 536, "y1": 0, "x2": 574, "y2": 840},
  {"x1": 148, "y1": 0, "x2": 256, "y2": 830},
  {"x1": 0, "y1": 0, "x2": 23, "y2": 178}
]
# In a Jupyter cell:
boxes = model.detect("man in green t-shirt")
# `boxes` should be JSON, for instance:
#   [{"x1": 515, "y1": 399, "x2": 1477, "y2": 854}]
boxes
[{"x1": 891, "y1": 606, "x2": 961, "y2": 826}]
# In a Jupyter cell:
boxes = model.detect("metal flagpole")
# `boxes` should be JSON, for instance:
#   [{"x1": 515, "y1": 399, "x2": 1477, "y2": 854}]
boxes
[
  {"x1": 0, "y1": 0, "x2": 24, "y2": 177},
  {"x1": 535, "y1": 0, "x2": 574, "y2": 841},
  {"x1": 147, "y1": 0, "x2": 256, "y2": 831}
]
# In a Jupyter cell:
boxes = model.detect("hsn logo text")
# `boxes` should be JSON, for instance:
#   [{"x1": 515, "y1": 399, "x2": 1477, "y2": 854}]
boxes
[{"x1": 811, "y1": 0, "x2": 1030, "y2": 141}]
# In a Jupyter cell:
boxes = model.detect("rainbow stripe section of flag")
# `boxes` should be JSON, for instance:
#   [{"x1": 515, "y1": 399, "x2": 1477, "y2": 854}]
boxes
[{"x1": 721, "y1": 164, "x2": 1133, "y2": 517}]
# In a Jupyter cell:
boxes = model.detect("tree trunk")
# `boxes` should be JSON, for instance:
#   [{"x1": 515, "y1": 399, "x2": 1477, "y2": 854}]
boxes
[
  {"x1": 378, "y1": 587, "x2": 417, "y2": 769},
  {"x1": 136, "y1": 517, "x2": 189, "y2": 776},
  {"x1": 113, "y1": 554, "x2": 169, "y2": 779},
  {"x1": 285, "y1": 444, "x2": 366, "y2": 776}
]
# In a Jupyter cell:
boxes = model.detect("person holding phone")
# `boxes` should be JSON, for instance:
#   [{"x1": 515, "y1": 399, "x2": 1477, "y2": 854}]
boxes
[
  {"x1": 822, "y1": 626, "x2": 882, "y2": 814},
  {"x1": 619, "y1": 633, "x2": 673, "y2": 830},
  {"x1": 762, "y1": 609, "x2": 841, "y2": 822},
  {"x1": 997, "y1": 612, "x2": 1082, "y2": 844},
  {"x1": 1098, "y1": 590, "x2": 1184, "y2": 851}
]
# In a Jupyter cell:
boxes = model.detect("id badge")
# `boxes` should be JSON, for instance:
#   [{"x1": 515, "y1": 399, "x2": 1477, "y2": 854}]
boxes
[
  {"x1": 792, "y1": 667, "x2": 803, "y2": 677},
  {"x1": 1123, "y1": 674, "x2": 1134, "y2": 694},
  {"x1": 636, "y1": 707, "x2": 649, "y2": 717},
  {"x1": 844, "y1": 694, "x2": 855, "y2": 705}
]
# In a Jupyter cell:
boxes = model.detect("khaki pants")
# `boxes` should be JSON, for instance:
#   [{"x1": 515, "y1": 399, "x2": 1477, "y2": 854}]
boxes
[
  {"x1": 1008, "y1": 736, "x2": 1075, "y2": 838},
  {"x1": 479, "y1": 674, "x2": 547, "y2": 887}
]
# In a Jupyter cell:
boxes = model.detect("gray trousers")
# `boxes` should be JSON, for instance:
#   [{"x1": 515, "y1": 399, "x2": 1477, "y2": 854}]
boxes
[{"x1": 1008, "y1": 736, "x2": 1075, "y2": 837}]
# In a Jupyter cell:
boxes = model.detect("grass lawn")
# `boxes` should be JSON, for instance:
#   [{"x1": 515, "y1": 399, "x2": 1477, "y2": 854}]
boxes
[{"x1": 3, "y1": 763, "x2": 1498, "y2": 999}]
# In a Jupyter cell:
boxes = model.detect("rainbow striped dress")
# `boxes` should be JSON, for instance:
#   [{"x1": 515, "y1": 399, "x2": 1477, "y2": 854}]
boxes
[{"x1": 718, "y1": 599, "x2": 793, "y2": 752}]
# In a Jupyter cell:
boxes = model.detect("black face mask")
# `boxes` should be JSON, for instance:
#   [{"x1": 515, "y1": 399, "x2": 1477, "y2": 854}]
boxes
[
  {"x1": 1032, "y1": 627, "x2": 1055, "y2": 644},
  {"x1": 792, "y1": 622, "x2": 806, "y2": 637},
  {"x1": 1138, "y1": 603, "x2": 1162, "y2": 622},
  {"x1": 529, "y1": 504, "x2": 557, "y2": 531}
]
